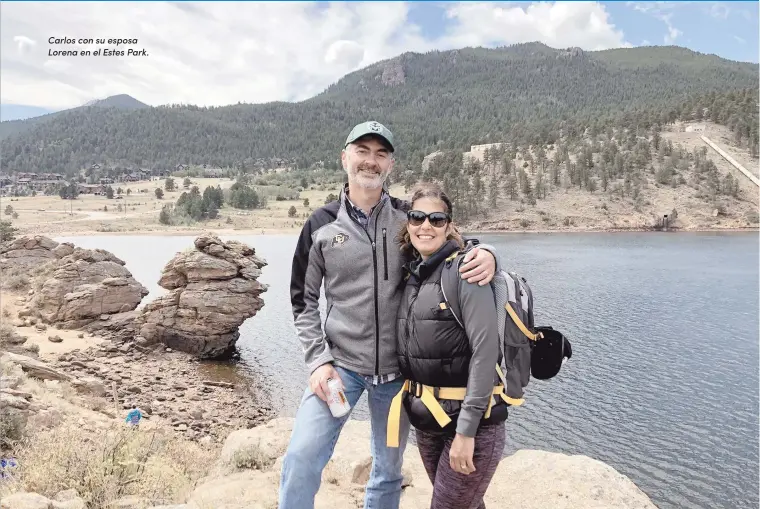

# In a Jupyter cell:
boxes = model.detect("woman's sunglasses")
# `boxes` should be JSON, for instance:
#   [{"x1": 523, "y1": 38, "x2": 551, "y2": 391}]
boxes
[{"x1": 407, "y1": 210, "x2": 450, "y2": 228}]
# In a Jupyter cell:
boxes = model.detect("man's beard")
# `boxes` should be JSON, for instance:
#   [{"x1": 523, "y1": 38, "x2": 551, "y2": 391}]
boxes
[{"x1": 350, "y1": 162, "x2": 388, "y2": 189}]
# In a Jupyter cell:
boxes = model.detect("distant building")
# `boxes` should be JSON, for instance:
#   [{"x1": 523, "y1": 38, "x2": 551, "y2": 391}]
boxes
[
  {"x1": 464, "y1": 143, "x2": 504, "y2": 165},
  {"x1": 203, "y1": 167, "x2": 226, "y2": 177},
  {"x1": 469, "y1": 143, "x2": 504, "y2": 153},
  {"x1": 78, "y1": 184, "x2": 106, "y2": 195},
  {"x1": 685, "y1": 124, "x2": 706, "y2": 133}
]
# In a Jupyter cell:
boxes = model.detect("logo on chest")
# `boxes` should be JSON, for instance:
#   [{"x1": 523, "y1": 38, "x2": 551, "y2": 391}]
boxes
[{"x1": 331, "y1": 233, "x2": 350, "y2": 247}]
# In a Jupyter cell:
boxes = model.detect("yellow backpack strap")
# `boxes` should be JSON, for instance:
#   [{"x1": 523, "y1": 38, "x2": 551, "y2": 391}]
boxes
[
  {"x1": 484, "y1": 394, "x2": 495, "y2": 419},
  {"x1": 419, "y1": 387, "x2": 453, "y2": 428},
  {"x1": 387, "y1": 380, "x2": 410, "y2": 448},
  {"x1": 496, "y1": 364, "x2": 524, "y2": 406},
  {"x1": 505, "y1": 303, "x2": 542, "y2": 341},
  {"x1": 496, "y1": 364, "x2": 507, "y2": 386}
]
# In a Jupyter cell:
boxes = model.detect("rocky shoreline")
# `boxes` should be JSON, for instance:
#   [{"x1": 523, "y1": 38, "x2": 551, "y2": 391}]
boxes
[
  {"x1": 1, "y1": 232, "x2": 274, "y2": 446},
  {"x1": 51, "y1": 340, "x2": 274, "y2": 442},
  {"x1": 2, "y1": 310, "x2": 275, "y2": 446}
]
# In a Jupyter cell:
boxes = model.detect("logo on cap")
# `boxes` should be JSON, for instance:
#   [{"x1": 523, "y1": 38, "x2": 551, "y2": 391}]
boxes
[{"x1": 368, "y1": 122, "x2": 382, "y2": 132}]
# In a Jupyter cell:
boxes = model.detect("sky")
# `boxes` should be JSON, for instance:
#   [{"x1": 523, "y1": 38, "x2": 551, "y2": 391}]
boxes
[{"x1": 1, "y1": 1, "x2": 758, "y2": 119}]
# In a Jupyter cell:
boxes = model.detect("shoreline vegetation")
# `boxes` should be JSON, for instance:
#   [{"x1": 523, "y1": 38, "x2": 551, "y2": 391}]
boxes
[{"x1": 2, "y1": 119, "x2": 758, "y2": 240}]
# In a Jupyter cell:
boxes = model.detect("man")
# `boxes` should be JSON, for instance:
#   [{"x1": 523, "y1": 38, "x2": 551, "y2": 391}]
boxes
[{"x1": 279, "y1": 121, "x2": 500, "y2": 509}]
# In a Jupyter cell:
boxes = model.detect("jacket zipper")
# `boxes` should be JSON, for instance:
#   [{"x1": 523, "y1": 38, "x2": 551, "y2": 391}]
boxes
[
  {"x1": 372, "y1": 239, "x2": 380, "y2": 376},
  {"x1": 344, "y1": 194, "x2": 384, "y2": 377},
  {"x1": 372, "y1": 215, "x2": 381, "y2": 376},
  {"x1": 382, "y1": 228, "x2": 388, "y2": 281}
]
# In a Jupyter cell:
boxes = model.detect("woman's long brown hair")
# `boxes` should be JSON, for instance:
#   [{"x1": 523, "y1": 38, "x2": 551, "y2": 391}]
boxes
[{"x1": 397, "y1": 181, "x2": 464, "y2": 260}]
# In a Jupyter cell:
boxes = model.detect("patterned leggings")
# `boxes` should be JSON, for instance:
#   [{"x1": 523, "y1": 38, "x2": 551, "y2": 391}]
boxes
[{"x1": 415, "y1": 422, "x2": 506, "y2": 509}]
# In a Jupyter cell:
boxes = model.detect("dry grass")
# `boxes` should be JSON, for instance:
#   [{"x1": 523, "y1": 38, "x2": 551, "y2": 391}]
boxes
[
  {"x1": 0, "y1": 322, "x2": 23, "y2": 351},
  {"x1": 0, "y1": 422, "x2": 217, "y2": 508},
  {"x1": 0, "y1": 411, "x2": 27, "y2": 451},
  {"x1": 4, "y1": 177, "x2": 347, "y2": 237},
  {"x1": 231, "y1": 443, "x2": 272, "y2": 471},
  {"x1": 0, "y1": 264, "x2": 31, "y2": 291}
]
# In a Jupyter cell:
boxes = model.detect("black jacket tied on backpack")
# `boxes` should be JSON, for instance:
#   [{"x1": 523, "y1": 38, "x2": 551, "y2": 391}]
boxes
[{"x1": 396, "y1": 239, "x2": 508, "y2": 438}]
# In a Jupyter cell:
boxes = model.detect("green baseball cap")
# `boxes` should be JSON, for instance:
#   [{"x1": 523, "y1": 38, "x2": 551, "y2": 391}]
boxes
[{"x1": 345, "y1": 121, "x2": 395, "y2": 152}]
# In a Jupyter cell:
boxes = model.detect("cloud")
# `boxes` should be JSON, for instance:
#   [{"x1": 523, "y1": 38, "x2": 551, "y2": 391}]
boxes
[
  {"x1": 662, "y1": 15, "x2": 683, "y2": 44},
  {"x1": 733, "y1": 35, "x2": 746, "y2": 45},
  {"x1": 708, "y1": 3, "x2": 730, "y2": 19},
  {"x1": 13, "y1": 35, "x2": 36, "y2": 53},
  {"x1": 324, "y1": 40, "x2": 366, "y2": 68},
  {"x1": 627, "y1": 3, "x2": 684, "y2": 44},
  {"x1": 441, "y1": 2, "x2": 630, "y2": 51},
  {"x1": 1, "y1": 1, "x2": 631, "y2": 109}
]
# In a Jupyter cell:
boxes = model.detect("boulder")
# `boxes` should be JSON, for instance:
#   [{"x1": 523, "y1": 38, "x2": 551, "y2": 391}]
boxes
[
  {"x1": 51, "y1": 501, "x2": 85, "y2": 509},
  {"x1": 218, "y1": 417, "x2": 293, "y2": 474},
  {"x1": 0, "y1": 392, "x2": 31, "y2": 410},
  {"x1": 14, "y1": 238, "x2": 148, "y2": 329},
  {"x1": 1, "y1": 352, "x2": 74, "y2": 382},
  {"x1": 71, "y1": 376, "x2": 107, "y2": 397},
  {"x1": 84, "y1": 310, "x2": 141, "y2": 343},
  {"x1": 0, "y1": 492, "x2": 53, "y2": 509},
  {"x1": 134, "y1": 234, "x2": 267, "y2": 359},
  {"x1": 0, "y1": 235, "x2": 61, "y2": 269}
]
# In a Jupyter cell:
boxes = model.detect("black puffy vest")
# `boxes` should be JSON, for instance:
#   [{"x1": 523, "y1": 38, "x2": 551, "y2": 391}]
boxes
[
  {"x1": 397, "y1": 242, "x2": 471, "y2": 387},
  {"x1": 396, "y1": 240, "x2": 507, "y2": 433}
]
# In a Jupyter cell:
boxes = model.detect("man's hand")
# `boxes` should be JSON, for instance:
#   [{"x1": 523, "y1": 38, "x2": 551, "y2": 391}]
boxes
[
  {"x1": 310, "y1": 363, "x2": 341, "y2": 402},
  {"x1": 450, "y1": 433, "x2": 476, "y2": 475},
  {"x1": 459, "y1": 246, "x2": 496, "y2": 286}
]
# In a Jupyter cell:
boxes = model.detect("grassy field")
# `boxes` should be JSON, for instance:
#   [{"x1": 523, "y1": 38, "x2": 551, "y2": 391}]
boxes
[{"x1": 0, "y1": 177, "x2": 357, "y2": 236}]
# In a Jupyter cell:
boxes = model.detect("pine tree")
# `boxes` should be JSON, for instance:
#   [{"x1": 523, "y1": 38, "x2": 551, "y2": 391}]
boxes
[{"x1": 488, "y1": 176, "x2": 499, "y2": 208}]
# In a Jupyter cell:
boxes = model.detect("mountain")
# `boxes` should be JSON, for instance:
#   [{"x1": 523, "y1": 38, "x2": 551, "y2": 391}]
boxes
[
  {"x1": 81, "y1": 94, "x2": 150, "y2": 110},
  {"x1": 0, "y1": 94, "x2": 149, "y2": 142},
  {"x1": 0, "y1": 105, "x2": 58, "y2": 122},
  {"x1": 0, "y1": 43, "x2": 757, "y2": 174}
]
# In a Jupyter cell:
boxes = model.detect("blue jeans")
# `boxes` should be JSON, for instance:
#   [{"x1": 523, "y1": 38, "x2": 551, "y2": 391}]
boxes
[{"x1": 278, "y1": 366, "x2": 411, "y2": 509}]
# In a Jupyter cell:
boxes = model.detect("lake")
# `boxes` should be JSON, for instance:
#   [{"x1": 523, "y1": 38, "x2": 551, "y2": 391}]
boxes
[{"x1": 55, "y1": 231, "x2": 759, "y2": 509}]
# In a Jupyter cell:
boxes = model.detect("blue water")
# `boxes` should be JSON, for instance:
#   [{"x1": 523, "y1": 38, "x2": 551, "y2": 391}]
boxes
[{"x1": 57, "y1": 231, "x2": 759, "y2": 509}]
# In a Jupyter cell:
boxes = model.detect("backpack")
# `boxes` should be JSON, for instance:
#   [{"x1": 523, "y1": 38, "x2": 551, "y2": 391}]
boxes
[{"x1": 440, "y1": 252, "x2": 572, "y2": 406}]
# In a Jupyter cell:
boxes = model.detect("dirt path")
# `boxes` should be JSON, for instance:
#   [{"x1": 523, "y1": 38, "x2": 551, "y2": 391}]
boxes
[{"x1": 701, "y1": 135, "x2": 760, "y2": 186}]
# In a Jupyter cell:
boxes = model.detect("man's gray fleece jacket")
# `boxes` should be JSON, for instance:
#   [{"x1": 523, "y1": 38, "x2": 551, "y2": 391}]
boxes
[{"x1": 290, "y1": 185, "x2": 501, "y2": 377}]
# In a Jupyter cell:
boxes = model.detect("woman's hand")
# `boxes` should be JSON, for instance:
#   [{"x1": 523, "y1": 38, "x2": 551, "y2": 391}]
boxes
[{"x1": 450, "y1": 433, "x2": 476, "y2": 475}]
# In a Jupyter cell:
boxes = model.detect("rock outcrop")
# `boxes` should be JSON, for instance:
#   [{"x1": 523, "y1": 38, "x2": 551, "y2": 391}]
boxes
[
  {"x1": 6, "y1": 235, "x2": 148, "y2": 329},
  {"x1": 134, "y1": 234, "x2": 267, "y2": 359},
  {"x1": 185, "y1": 418, "x2": 658, "y2": 509},
  {"x1": 0, "y1": 235, "x2": 71, "y2": 273},
  {"x1": 0, "y1": 487, "x2": 86, "y2": 509},
  {"x1": 0, "y1": 415, "x2": 658, "y2": 509},
  {"x1": 66, "y1": 417, "x2": 655, "y2": 509}
]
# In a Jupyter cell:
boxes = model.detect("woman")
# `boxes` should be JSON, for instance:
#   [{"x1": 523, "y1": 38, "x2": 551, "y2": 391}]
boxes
[{"x1": 394, "y1": 182, "x2": 507, "y2": 508}]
